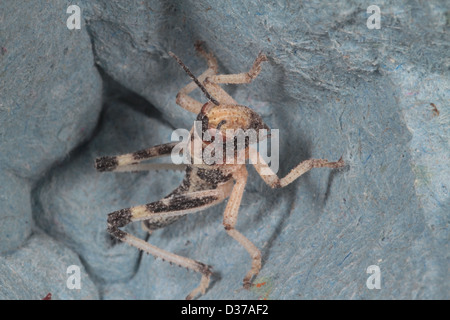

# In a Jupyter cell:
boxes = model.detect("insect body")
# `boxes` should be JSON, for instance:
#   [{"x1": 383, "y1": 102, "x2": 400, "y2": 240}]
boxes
[{"x1": 95, "y1": 42, "x2": 345, "y2": 299}]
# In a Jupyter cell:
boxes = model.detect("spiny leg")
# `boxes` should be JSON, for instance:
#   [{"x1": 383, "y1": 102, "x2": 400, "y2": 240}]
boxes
[
  {"x1": 201, "y1": 52, "x2": 268, "y2": 105},
  {"x1": 114, "y1": 231, "x2": 211, "y2": 300},
  {"x1": 249, "y1": 146, "x2": 345, "y2": 188},
  {"x1": 222, "y1": 168, "x2": 261, "y2": 289},
  {"x1": 115, "y1": 161, "x2": 185, "y2": 235},
  {"x1": 175, "y1": 42, "x2": 219, "y2": 113},
  {"x1": 98, "y1": 151, "x2": 188, "y2": 235},
  {"x1": 111, "y1": 163, "x2": 187, "y2": 173},
  {"x1": 108, "y1": 189, "x2": 225, "y2": 230},
  {"x1": 107, "y1": 189, "x2": 227, "y2": 300},
  {"x1": 95, "y1": 142, "x2": 178, "y2": 172},
  {"x1": 207, "y1": 52, "x2": 268, "y2": 85}
]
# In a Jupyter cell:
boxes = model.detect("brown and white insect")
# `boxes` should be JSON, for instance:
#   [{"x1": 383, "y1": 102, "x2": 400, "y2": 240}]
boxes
[{"x1": 95, "y1": 42, "x2": 345, "y2": 299}]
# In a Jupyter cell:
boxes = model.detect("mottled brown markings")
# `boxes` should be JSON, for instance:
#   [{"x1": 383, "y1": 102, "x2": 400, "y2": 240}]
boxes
[
  {"x1": 178, "y1": 167, "x2": 232, "y2": 192},
  {"x1": 107, "y1": 209, "x2": 132, "y2": 239},
  {"x1": 107, "y1": 208, "x2": 132, "y2": 228},
  {"x1": 167, "y1": 166, "x2": 193, "y2": 196},
  {"x1": 107, "y1": 208, "x2": 131, "y2": 240},
  {"x1": 108, "y1": 227, "x2": 127, "y2": 240},
  {"x1": 158, "y1": 143, "x2": 177, "y2": 155},
  {"x1": 196, "y1": 167, "x2": 232, "y2": 186},
  {"x1": 146, "y1": 195, "x2": 217, "y2": 213},
  {"x1": 141, "y1": 186, "x2": 219, "y2": 231},
  {"x1": 95, "y1": 156, "x2": 118, "y2": 172},
  {"x1": 196, "y1": 262, "x2": 213, "y2": 276},
  {"x1": 143, "y1": 215, "x2": 186, "y2": 231},
  {"x1": 195, "y1": 105, "x2": 269, "y2": 163},
  {"x1": 96, "y1": 44, "x2": 344, "y2": 300},
  {"x1": 132, "y1": 142, "x2": 177, "y2": 161},
  {"x1": 249, "y1": 111, "x2": 269, "y2": 132}
]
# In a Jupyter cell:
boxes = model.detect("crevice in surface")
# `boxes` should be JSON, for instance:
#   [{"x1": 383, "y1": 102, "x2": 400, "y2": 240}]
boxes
[{"x1": 30, "y1": 19, "x2": 183, "y2": 292}]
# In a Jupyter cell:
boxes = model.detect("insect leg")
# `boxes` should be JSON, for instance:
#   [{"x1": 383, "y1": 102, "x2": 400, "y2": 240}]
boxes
[
  {"x1": 249, "y1": 146, "x2": 345, "y2": 188},
  {"x1": 107, "y1": 189, "x2": 227, "y2": 300},
  {"x1": 201, "y1": 52, "x2": 268, "y2": 105},
  {"x1": 175, "y1": 43, "x2": 219, "y2": 113},
  {"x1": 202, "y1": 78, "x2": 238, "y2": 105},
  {"x1": 207, "y1": 52, "x2": 268, "y2": 85},
  {"x1": 222, "y1": 168, "x2": 262, "y2": 289},
  {"x1": 95, "y1": 142, "x2": 178, "y2": 172},
  {"x1": 111, "y1": 163, "x2": 187, "y2": 173}
]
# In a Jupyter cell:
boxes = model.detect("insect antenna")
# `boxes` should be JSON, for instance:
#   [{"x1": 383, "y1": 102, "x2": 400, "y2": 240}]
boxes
[{"x1": 169, "y1": 51, "x2": 220, "y2": 106}]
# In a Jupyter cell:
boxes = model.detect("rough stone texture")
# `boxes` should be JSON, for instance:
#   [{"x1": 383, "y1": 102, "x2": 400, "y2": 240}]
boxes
[
  {"x1": 0, "y1": 0, "x2": 448, "y2": 299},
  {"x1": 0, "y1": 232, "x2": 98, "y2": 299},
  {"x1": 0, "y1": 0, "x2": 102, "y2": 298},
  {"x1": 35, "y1": 98, "x2": 181, "y2": 284}
]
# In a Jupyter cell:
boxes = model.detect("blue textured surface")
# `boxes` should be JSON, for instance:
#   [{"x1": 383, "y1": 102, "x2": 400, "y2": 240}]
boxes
[{"x1": 0, "y1": 0, "x2": 448, "y2": 299}]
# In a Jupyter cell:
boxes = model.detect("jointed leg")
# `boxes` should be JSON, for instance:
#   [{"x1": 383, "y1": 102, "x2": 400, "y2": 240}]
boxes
[
  {"x1": 223, "y1": 168, "x2": 261, "y2": 289},
  {"x1": 119, "y1": 232, "x2": 211, "y2": 300},
  {"x1": 249, "y1": 146, "x2": 345, "y2": 188},
  {"x1": 176, "y1": 42, "x2": 219, "y2": 113},
  {"x1": 201, "y1": 52, "x2": 268, "y2": 105},
  {"x1": 95, "y1": 142, "x2": 178, "y2": 172},
  {"x1": 107, "y1": 189, "x2": 227, "y2": 300},
  {"x1": 175, "y1": 93, "x2": 204, "y2": 114},
  {"x1": 207, "y1": 53, "x2": 268, "y2": 85},
  {"x1": 175, "y1": 45, "x2": 267, "y2": 109},
  {"x1": 111, "y1": 163, "x2": 187, "y2": 173},
  {"x1": 108, "y1": 189, "x2": 224, "y2": 227},
  {"x1": 202, "y1": 79, "x2": 238, "y2": 105}
]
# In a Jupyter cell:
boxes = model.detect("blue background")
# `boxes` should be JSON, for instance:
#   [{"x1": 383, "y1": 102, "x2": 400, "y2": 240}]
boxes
[{"x1": 0, "y1": 0, "x2": 448, "y2": 299}]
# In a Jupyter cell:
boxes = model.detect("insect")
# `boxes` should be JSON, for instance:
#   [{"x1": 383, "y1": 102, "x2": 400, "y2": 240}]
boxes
[{"x1": 95, "y1": 42, "x2": 345, "y2": 299}]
